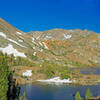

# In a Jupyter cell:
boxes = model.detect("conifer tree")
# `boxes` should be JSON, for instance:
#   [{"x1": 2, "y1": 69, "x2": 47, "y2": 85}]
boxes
[
  {"x1": 75, "y1": 91, "x2": 82, "y2": 100},
  {"x1": 23, "y1": 92, "x2": 27, "y2": 100},
  {"x1": 0, "y1": 53, "x2": 9, "y2": 100},
  {"x1": 85, "y1": 88, "x2": 92, "y2": 99}
]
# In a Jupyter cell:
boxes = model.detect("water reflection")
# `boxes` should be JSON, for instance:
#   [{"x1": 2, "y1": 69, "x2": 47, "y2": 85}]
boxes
[{"x1": 20, "y1": 83, "x2": 100, "y2": 100}]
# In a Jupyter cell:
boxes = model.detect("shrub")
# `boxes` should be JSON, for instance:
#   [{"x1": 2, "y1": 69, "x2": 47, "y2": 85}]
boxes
[{"x1": 61, "y1": 71, "x2": 70, "y2": 79}]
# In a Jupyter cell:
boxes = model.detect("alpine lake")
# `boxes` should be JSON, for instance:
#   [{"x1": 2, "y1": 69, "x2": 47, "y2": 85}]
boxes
[{"x1": 19, "y1": 67, "x2": 100, "y2": 100}]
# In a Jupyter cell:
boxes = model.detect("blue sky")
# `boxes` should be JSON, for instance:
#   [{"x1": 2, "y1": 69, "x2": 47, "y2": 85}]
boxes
[{"x1": 0, "y1": 0, "x2": 100, "y2": 33}]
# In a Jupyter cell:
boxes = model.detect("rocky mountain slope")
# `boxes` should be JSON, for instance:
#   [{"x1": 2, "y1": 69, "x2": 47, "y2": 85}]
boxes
[{"x1": 0, "y1": 18, "x2": 100, "y2": 67}]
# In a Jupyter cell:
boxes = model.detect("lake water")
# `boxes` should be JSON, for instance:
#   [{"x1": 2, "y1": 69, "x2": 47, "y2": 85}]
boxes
[
  {"x1": 80, "y1": 68, "x2": 100, "y2": 75},
  {"x1": 20, "y1": 83, "x2": 100, "y2": 100},
  {"x1": 71, "y1": 67, "x2": 100, "y2": 75},
  {"x1": 19, "y1": 68, "x2": 100, "y2": 100}
]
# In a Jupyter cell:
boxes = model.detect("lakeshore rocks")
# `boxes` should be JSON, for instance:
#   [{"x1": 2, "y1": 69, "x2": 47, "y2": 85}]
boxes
[{"x1": 85, "y1": 95, "x2": 100, "y2": 100}]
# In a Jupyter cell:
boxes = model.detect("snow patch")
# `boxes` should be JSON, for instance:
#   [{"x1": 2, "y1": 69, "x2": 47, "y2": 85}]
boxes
[
  {"x1": 33, "y1": 52, "x2": 36, "y2": 56},
  {"x1": 0, "y1": 32, "x2": 26, "y2": 48},
  {"x1": 39, "y1": 42, "x2": 43, "y2": 46},
  {"x1": 39, "y1": 49, "x2": 43, "y2": 52},
  {"x1": 33, "y1": 47, "x2": 36, "y2": 50},
  {"x1": 18, "y1": 39, "x2": 23, "y2": 43},
  {"x1": 43, "y1": 42, "x2": 49, "y2": 49},
  {"x1": 36, "y1": 36, "x2": 40, "y2": 40},
  {"x1": 23, "y1": 70, "x2": 32, "y2": 77},
  {"x1": 32, "y1": 37, "x2": 36, "y2": 44},
  {"x1": 19, "y1": 36, "x2": 24, "y2": 39},
  {"x1": 63, "y1": 34, "x2": 72, "y2": 39},
  {"x1": 37, "y1": 77, "x2": 75, "y2": 85},
  {"x1": 44, "y1": 36, "x2": 52, "y2": 40},
  {"x1": 0, "y1": 32, "x2": 7, "y2": 38},
  {"x1": 16, "y1": 31, "x2": 22, "y2": 35},
  {"x1": 0, "y1": 44, "x2": 26, "y2": 58},
  {"x1": 32, "y1": 37, "x2": 35, "y2": 41},
  {"x1": 8, "y1": 38, "x2": 26, "y2": 48}
]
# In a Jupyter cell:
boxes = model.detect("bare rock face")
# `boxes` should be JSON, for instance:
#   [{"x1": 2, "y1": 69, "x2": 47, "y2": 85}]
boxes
[{"x1": 0, "y1": 18, "x2": 100, "y2": 67}]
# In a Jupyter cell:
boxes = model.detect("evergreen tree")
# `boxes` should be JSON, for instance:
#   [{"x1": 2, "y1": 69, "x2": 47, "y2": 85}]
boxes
[
  {"x1": 23, "y1": 92, "x2": 27, "y2": 100},
  {"x1": 18, "y1": 92, "x2": 27, "y2": 100},
  {"x1": 9, "y1": 54, "x2": 15, "y2": 66},
  {"x1": 75, "y1": 91, "x2": 82, "y2": 100},
  {"x1": 19, "y1": 96, "x2": 23, "y2": 100},
  {"x1": 0, "y1": 53, "x2": 9, "y2": 100},
  {"x1": 85, "y1": 88, "x2": 92, "y2": 99}
]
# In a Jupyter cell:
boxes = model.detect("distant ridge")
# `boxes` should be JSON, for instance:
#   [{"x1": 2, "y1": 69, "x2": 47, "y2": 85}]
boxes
[{"x1": 0, "y1": 18, "x2": 100, "y2": 67}]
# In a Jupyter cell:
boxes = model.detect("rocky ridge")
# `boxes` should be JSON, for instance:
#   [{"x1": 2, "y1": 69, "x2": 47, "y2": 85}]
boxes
[{"x1": 0, "y1": 18, "x2": 100, "y2": 67}]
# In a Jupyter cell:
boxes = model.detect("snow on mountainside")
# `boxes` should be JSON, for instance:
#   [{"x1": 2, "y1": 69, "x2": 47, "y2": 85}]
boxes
[
  {"x1": 0, "y1": 32, "x2": 7, "y2": 38},
  {"x1": 0, "y1": 32, "x2": 27, "y2": 48},
  {"x1": 16, "y1": 31, "x2": 22, "y2": 35},
  {"x1": 0, "y1": 18, "x2": 100, "y2": 67},
  {"x1": 0, "y1": 44, "x2": 26, "y2": 57}
]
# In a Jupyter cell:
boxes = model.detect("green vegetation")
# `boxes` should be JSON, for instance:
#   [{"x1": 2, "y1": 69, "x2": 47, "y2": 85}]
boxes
[
  {"x1": 31, "y1": 55, "x2": 38, "y2": 61},
  {"x1": 0, "y1": 51, "x2": 94, "y2": 100},
  {"x1": 23, "y1": 92, "x2": 27, "y2": 100},
  {"x1": 0, "y1": 52, "x2": 35, "y2": 67},
  {"x1": 13, "y1": 56, "x2": 35, "y2": 67},
  {"x1": 71, "y1": 61, "x2": 87, "y2": 67},
  {"x1": 0, "y1": 52, "x2": 10, "y2": 100},
  {"x1": 61, "y1": 71, "x2": 70, "y2": 79},
  {"x1": 85, "y1": 88, "x2": 92, "y2": 99},
  {"x1": 75, "y1": 91, "x2": 82, "y2": 100},
  {"x1": 75, "y1": 88, "x2": 92, "y2": 100},
  {"x1": 40, "y1": 61, "x2": 58, "y2": 78},
  {"x1": 16, "y1": 92, "x2": 27, "y2": 100},
  {"x1": 0, "y1": 52, "x2": 28, "y2": 100},
  {"x1": 39, "y1": 61, "x2": 71, "y2": 79}
]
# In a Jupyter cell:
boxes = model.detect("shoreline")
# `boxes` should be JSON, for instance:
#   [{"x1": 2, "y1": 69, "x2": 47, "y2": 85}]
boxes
[
  {"x1": 11, "y1": 66, "x2": 100, "y2": 86},
  {"x1": 37, "y1": 77, "x2": 75, "y2": 85},
  {"x1": 13, "y1": 74, "x2": 100, "y2": 86}
]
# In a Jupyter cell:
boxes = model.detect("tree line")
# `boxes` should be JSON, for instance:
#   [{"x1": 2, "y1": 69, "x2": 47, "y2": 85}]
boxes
[{"x1": 0, "y1": 52, "x2": 27, "y2": 100}]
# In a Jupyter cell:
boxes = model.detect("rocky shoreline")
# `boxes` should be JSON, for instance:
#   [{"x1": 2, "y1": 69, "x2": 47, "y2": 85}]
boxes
[
  {"x1": 13, "y1": 74, "x2": 100, "y2": 86},
  {"x1": 11, "y1": 66, "x2": 100, "y2": 86}
]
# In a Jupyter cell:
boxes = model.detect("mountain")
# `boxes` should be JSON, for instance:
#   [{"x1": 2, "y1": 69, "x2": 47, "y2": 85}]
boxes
[{"x1": 0, "y1": 18, "x2": 100, "y2": 67}]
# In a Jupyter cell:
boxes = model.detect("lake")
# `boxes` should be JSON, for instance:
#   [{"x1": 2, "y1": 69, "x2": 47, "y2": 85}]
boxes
[
  {"x1": 71, "y1": 67, "x2": 100, "y2": 75},
  {"x1": 80, "y1": 68, "x2": 100, "y2": 75},
  {"x1": 20, "y1": 83, "x2": 100, "y2": 100}
]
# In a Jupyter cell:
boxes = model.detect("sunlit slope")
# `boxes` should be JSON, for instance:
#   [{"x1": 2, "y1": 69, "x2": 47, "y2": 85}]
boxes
[{"x1": 0, "y1": 18, "x2": 100, "y2": 67}]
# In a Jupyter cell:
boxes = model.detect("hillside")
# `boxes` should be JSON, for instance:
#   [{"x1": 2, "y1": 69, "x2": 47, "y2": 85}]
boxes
[{"x1": 0, "y1": 18, "x2": 100, "y2": 68}]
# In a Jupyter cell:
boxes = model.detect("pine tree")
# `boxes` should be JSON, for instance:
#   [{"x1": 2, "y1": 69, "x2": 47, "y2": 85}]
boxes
[
  {"x1": 0, "y1": 53, "x2": 9, "y2": 100},
  {"x1": 19, "y1": 96, "x2": 23, "y2": 100},
  {"x1": 23, "y1": 92, "x2": 27, "y2": 100},
  {"x1": 85, "y1": 88, "x2": 92, "y2": 99},
  {"x1": 75, "y1": 91, "x2": 82, "y2": 100}
]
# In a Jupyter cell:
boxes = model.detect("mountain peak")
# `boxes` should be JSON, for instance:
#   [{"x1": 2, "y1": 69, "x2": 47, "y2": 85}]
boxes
[{"x1": 0, "y1": 18, "x2": 100, "y2": 67}]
